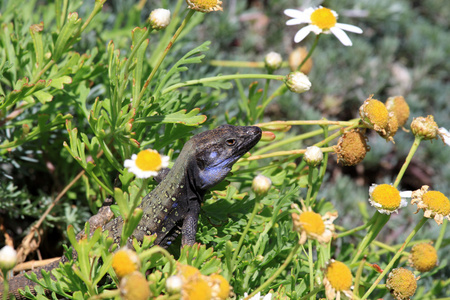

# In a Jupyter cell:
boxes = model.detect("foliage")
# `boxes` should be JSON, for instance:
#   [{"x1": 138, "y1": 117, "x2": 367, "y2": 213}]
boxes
[{"x1": 1, "y1": 0, "x2": 449, "y2": 300}]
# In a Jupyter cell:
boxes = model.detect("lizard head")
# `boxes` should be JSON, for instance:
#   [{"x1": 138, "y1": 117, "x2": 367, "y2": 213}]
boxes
[{"x1": 191, "y1": 125, "x2": 262, "y2": 191}]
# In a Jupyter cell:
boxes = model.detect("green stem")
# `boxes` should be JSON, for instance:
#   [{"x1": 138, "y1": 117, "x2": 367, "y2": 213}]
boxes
[
  {"x1": 298, "y1": 286, "x2": 323, "y2": 300},
  {"x1": 337, "y1": 219, "x2": 374, "y2": 238},
  {"x1": 241, "y1": 146, "x2": 334, "y2": 162},
  {"x1": 393, "y1": 136, "x2": 422, "y2": 188},
  {"x1": 435, "y1": 219, "x2": 447, "y2": 250},
  {"x1": 297, "y1": 35, "x2": 320, "y2": 72},
  {"x1": 307, "y1": 240, "x2": 314, "y2": 300},
  {"x1": 353, "y1": 256, "x2": 366, "y2": 298},
  {"x1": 257, "y1": 120, "x2": 356, "y2": 128},
  {"x1": 245, "y1": 243, "x2": 301, "y2": 300},
  {"x1": 351, "y1": 212, "x2": 389, "y2": 265},
  {"x1": 305, "y1": 167, "x2": 315, "y2": 208},
  {"x1": 361, "y1": 217, "x2": 428, "y2": 300},
  {"x1": 139, "y1": 246, "x2": 175, "y2": 275},
  {"x1": 2, "y1": 270, "x2": 9, "y2": 300},
  {"x1": 162, "y1": 74, "x2": 285, "y2": 95},
  {"x1": 137, "y1": 9, "x2": 195, "y2": 102},
  {"x1": 209, "y1": 60, "x2": 289, "y2": 68},
  {"x1": 232, "y1": 195, "x2": 261, "y2": 270}
]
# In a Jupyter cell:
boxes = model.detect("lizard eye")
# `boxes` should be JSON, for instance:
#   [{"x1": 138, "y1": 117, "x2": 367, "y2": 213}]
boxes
[{"x1": 226, "y1": 139, "x2": 236, "y2": 146}]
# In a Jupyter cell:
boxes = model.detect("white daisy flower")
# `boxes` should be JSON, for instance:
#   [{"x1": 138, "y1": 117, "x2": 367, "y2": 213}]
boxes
[
  {"x1": 124, "y1": 149, "x2": 169, "y2": 179},
  {"x1": 284, "y1": 6, "x2": 363, "y2": 46},
  {"x1": 368, "y1": 184, "x2": 409, "y2": 215}
]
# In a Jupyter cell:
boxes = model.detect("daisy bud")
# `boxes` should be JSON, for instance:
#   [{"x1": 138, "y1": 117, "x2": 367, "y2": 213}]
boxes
[
  {"x1": 285, "y1": 71, "x2": 311, "y2": 94},
  {"x1": 303, "y1": 146, "x2": 323, "y2": 167},
  {"x1": 264, "y1": 52, "x2": 282, "y2": 72},
  {"x1": 252, "y1": 175, "x2": 272, "y2": 196},
  {"x1": 166, "y1": 275, "x2": 183, "y2": 294},
  {"x1": 149, "y1": 8, "x2": 171, "y2": 30},
  {"x1": 410, "y1": 115, "x2": 439, "y2": 140},
  {"x1": 0, "y1": 245, "x2": 17, "y2": 271}
]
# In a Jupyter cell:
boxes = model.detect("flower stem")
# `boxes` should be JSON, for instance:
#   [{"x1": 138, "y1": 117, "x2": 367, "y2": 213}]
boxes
[
  {"x1": 393, "y1": 136, "x2": 422, "y2": 188},
  {"x1": 162, "y1": 74, "x2": 285, "y2": 95},
  {"x1": 240, "y1": 146, "x2": 334, "y2": 162},
  {"x1": 351, "y1": 212, "x2": 389, "y2": 265},
  {"x1": 297, "y1": 35, "x2": 320, "y2": 72},
  {"x1": 245, "y1": 243, "x2": 301, "y2": 299},
  {"x1": 232, "y1": 195, "x2": 261, "y2": 270},
  {"x1": 138, "y1": 9, "x2": 195, "y2": 102},
  {"x1": 361, "y1": 217, "x2": 428, "y2": 300},
  {"x1": 307, "y1": 240, "x2": 314, "y2": 300}
]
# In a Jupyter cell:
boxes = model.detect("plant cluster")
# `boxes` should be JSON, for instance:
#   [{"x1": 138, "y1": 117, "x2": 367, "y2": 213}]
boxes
[{"x1": 1, "y1": 0, "x2": 449, "y2": 299}]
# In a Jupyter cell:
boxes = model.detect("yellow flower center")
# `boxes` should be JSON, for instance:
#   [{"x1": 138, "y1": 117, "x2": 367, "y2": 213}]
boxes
[
  {"x1": 186, "y1": 0, "x2": 223, "y2": 12},
  {"x1": 422, "y1": 191, "x2": 450, "y2": 215},
  {"x1": 410, "y1": 243, "x2": 438, "y2": 272},
  {"x1": 385, "y1": 96, "x2": 410, "y2": 127},
  {"x1": 386, "y1": 268, "x2": 417, "y2": 299},
  {"x1": 179, "y1": 264, "x2": 201, "y2": 280},
  {"x1": 310, "y1": 7, "x2": 337, "y2": 30},
  {"x1": 209, "y1": 274, "x2": 230, "y2": 300},
  {"x1": 299, "y1": 211, "x2": 325, "y2": 235},
  {"x1": 120, "y1": 272, "x2": 151, "y2": 300},
  {"x1": 135, "y1": 149, "x2": 162, "y2": 172},
  {"x1": 326, "y1": 261, "x2": 352, "y2": 291},
  {"x1": 184, "y1": 276, "x2": 212, "y2": 300},
  {"x1": 362, "y1": 99, "x2": 389, "y2": 129},
  {"x1": 372, "y1": 184, "x2": 401, "y2": 210},
  {"x1": 112, "y1": 250, "x2": 139, "y2": 278}
]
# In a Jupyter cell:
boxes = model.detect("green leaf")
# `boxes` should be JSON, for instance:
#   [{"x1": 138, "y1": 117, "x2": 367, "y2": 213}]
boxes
[
  {"x1": 49, "y1": 75, "x2": 72, "y2": 89},
  {"x1": 136, "y1": 108, "x2": 207, "y2": 126},
  {"x1": 30, "y1": 22, "x2": 44, "y2": 70},
  {"x1": 53, "y1": 12, "x2": 82, "y2": 61},
  {"x1": 34, "y1": 90, "x2": 53, "y2": 104}
]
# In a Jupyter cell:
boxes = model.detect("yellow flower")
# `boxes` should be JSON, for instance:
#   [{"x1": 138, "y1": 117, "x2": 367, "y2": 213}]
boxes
[
  {"x1": 124, "y1": 149, "x2": 169, "y2": 178},
  {"x1": 359, "y1": 96, "x2": 389, "y2": 136},
  {"x1": 112, "y1": 248, "x2": 140, "y2": 279},
  {"x1": 291, "y1": 202, "x2": 337, "y2": 244},
  {"x1": 368, "y1": 184, "x2": 408, "y2": 215},
  {"x1": 411, "y1": 185, "x2": 450, "y2": 225},
  {"x1": 284, "y1": 6, "x2": 363, "y2": 46},
  {"x1": 323, "y1": 260, "x2": 353, "y2": 300},
  {"x1": 209, "y1": 274, "x2": 230, "y2": 300},
  {"x1": 385, "y1": 96, "x2": 410, "y2": 128},
  {"x1": 186, "y1": 0, "x2": 223, "y2": 12},
  {"x1": 409, "y1": 243, "x2": 438, "y2": 272},
  {"x1": 120, "y1": 271, "x2": 152, "y2": 300},
  {"x1": 177, "y1": 264, "x2": 213, "y2": 300},
  {"x1": 386, "y1": 268, "x2": 418, "y2": 300},
  {"x1": 334, "y1": 130, "x2": 370, "y2": 166}
]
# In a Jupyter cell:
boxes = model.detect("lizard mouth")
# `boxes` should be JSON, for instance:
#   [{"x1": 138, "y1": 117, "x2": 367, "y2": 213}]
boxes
[{"x1": 234, "y1": 125, "x2": 262, "y2": 157}]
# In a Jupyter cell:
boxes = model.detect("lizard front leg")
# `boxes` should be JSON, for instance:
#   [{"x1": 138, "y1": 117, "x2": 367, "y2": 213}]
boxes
[{"x1": 181, "y1": 203, "x2": 200, "y2": 246}]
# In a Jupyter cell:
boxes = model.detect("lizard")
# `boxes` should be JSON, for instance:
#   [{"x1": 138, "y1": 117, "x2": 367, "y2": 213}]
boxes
[{"x1": 1, "y1": 124, "x2": 262, "y2": 299}]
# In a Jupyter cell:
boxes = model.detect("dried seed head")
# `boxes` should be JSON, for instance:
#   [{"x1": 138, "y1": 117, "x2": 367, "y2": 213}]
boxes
[
  {"x1": 359, "y1": 96, "x2": 389, "y2": 135},
  {"x1": 334, "y1": 130, "x2": 370, "y2": 166},
  {"x1": 386, "y1": 268, "x2": 418, "y2": 300},
  {"x1": 288, "y1": 47, "x2": 313, "y2": 74}
]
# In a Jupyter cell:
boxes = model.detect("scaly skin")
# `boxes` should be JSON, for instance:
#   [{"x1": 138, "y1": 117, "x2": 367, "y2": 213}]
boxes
[{"x1": 1, "y1": 125, "x2": 262, "y2": 299}]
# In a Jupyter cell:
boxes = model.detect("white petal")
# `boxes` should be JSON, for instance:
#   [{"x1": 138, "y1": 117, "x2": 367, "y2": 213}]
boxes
[
  {"x1": 294, "y1": 25, "x2": 315, "y2": 43},
  {"x1": 335, "y1": 22, "x2": 363, "y2": 34},
  {"x1": 400, "y1": 190, "x2": 412, "y2": 198},
  {"x1": 284, "y1": 9, "x2": 305, "y2": 19},
  {"x1": 286, "y1": 18, "x2": 307, "y2": 26},
  {"x1": 438, "y1": 127, "x2": 450, "y2": 146},
  {"x1": 124, "y1": 158, "x2": 135, "y2": 168},
  {"x1": 330, "y1": 27, "x2": 353, "y2": 46}
]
